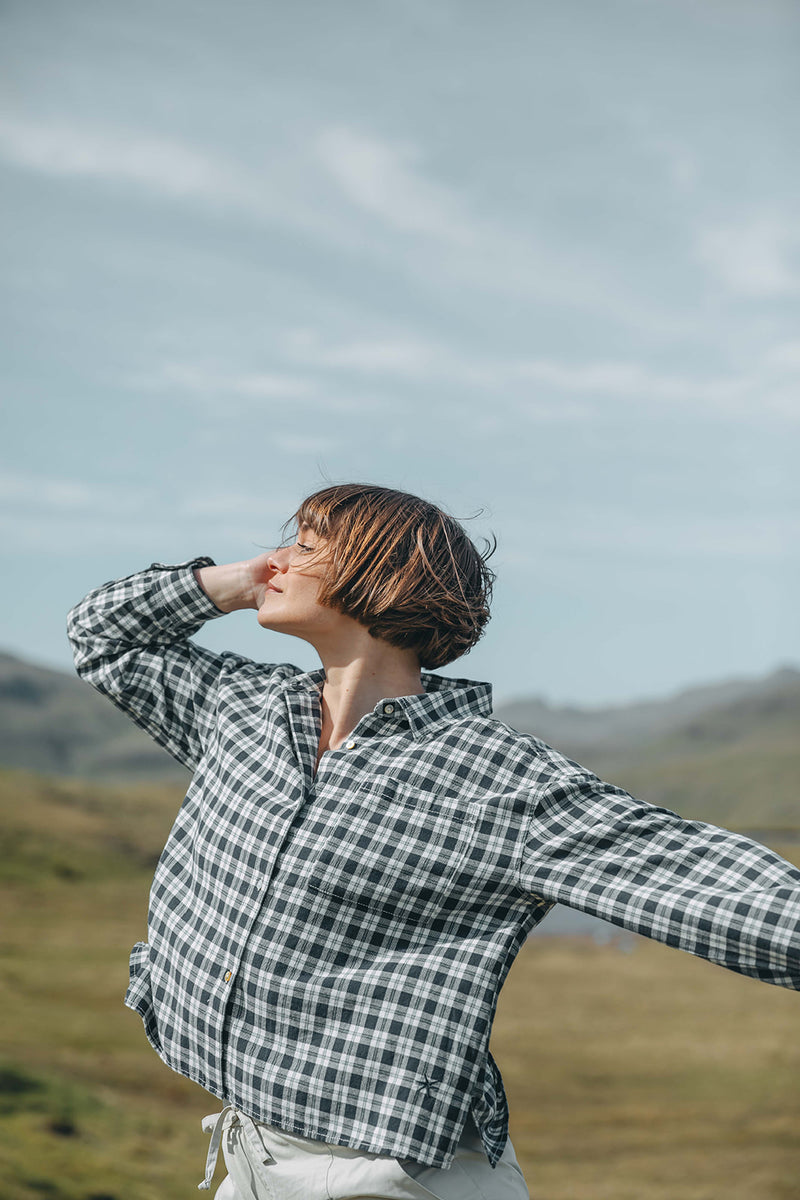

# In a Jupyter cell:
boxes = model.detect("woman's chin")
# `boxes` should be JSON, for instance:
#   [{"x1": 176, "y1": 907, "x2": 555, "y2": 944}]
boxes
[{"x1": 256, "y1": 611, "x2": 296, "y2": 637}]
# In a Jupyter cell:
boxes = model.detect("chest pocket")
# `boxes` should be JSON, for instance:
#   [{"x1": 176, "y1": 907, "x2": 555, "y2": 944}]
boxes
[{"x1": 307, "y1": 777, "x2": 477, "y2": 916}]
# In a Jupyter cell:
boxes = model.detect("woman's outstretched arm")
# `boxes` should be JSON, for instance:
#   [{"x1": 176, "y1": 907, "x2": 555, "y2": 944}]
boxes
[{"x1": 518, "y1": 767, "x2": 800, "y2": 989}]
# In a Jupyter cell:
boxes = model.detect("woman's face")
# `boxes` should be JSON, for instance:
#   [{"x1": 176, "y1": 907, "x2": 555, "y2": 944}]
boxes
[{"x1": 255, "y1": 524, "x2": 339, "y2": 642}]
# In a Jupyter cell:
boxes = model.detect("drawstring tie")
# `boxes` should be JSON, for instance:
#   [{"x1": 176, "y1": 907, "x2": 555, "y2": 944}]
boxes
[
  {"x1": 198, "y1": 1105, "x2": 236, "y2": 1190},
  {"x1": 199, "y1": 1105, "x2": 275, "y2": 1191}
]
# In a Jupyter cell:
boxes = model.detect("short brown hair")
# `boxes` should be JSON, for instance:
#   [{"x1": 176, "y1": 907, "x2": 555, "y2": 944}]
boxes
[{"x1": 286, "y1": 483, "x2": 495, "y2": 669}]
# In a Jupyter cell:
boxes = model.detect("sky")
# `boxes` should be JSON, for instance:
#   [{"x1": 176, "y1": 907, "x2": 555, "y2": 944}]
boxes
[{"x1": 1, "y1": 0, "x2": 799, "y2": 707}]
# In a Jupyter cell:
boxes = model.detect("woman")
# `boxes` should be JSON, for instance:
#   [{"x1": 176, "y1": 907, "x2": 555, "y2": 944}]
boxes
[{"x1": 68, "y1": 482, "x2": 800, "y2": 1200}]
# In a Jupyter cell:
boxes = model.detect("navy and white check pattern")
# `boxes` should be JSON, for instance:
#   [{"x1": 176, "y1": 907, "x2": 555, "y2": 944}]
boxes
[{"x1": 67, "y1": 560, "x2": 800, "y2": 1169}]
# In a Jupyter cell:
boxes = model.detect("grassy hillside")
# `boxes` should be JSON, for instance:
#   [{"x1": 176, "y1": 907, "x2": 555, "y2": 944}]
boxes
[
  {"x1": 0, "y1": 651, "x2": 188, "y2": 782},
  {"x1": 494, "y1": 665, "x2": 800, "y2": 759},
  {"x1": 501, "y1": 677, "x2": 800, "y2": 834},
  {"x1": 583, "y1": 699, "x2": 800, "y2": 832},
  {"x1": 0, "y1": 768, "x2": 186, "y2": 885},
  {"x1": 1, "y1": 768, "x2": 800, "y2": 1199}
]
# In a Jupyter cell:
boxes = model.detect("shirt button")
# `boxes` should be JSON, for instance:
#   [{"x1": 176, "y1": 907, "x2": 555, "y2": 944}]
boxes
[
  {"x1": 223, "y1": 970, "x2": 232, "y2": 983},
  {"x1": 383, "y1": 703, "x2": 395, "y2": 715},
  {"x1": 345, "y1": 740, "x2": 356, "y2": 750}
]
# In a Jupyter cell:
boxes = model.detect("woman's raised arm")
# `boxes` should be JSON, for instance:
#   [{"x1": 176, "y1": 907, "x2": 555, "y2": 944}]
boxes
[{"x1": 66, "y1": 556, "x2": 267, "y2": 771}]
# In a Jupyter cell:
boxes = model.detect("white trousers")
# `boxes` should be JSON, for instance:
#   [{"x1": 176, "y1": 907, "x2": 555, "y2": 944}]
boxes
[{"x1": 199, "y1": 1106, "x2": 531, "y2": 1200}]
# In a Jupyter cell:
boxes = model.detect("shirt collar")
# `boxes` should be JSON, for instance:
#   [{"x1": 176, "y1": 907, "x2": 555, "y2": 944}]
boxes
[
  {"x1": 399, "y1": 672, "x2": 493, "y2": 739},
  {"x1": 282, "y1": 667, "x2": 493, "y2": 740}
]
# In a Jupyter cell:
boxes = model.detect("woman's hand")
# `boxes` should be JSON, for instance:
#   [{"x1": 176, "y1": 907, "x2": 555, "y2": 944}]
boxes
[
  {"x1": 241, "y1": 552, "x2": 278, "y2": 610},
  {"x1": 194, "y1": 553, "x2": 276, "y2": 613}
]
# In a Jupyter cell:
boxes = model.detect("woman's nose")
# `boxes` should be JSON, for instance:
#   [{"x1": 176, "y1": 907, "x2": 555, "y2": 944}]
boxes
[{"x1": 267, "y1": 547, "x2": 291, "y2": 573}]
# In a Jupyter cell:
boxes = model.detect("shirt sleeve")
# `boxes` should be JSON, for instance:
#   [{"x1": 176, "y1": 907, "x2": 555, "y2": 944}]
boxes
[
  {"x1": 518, "y1": 768, "x2": 800, "y2": 989},
  {"x1": 66, "y1": 557, "x2": 254, "y2": 771}
]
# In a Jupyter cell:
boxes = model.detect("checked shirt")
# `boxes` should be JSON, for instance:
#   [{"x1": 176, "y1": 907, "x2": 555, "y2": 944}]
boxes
[{"x1": 67, "y1": 559, "x2": 800, "y2": 1169}]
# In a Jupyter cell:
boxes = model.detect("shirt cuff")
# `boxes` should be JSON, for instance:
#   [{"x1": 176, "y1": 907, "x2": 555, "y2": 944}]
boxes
[{"x1": 147, "y1": 557, "x2": 227, "y2": 622}]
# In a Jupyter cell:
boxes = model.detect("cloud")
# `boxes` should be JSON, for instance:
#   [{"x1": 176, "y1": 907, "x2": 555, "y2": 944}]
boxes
[
  {"x1": 516, "y1": 354, "x2": 800, "y2": 422},
  {"x1": 272, "y1": 433, "x2": 340, "y2": 455},
  {"x1": 598, "y1": 512, "x2": 800, "y2": 561},
  {"x1": 315, "y1": 340, "x2": 434, "y2": 374},
  {"x1": 0, "y1": 113, "x2": 346, "y2": 245},
  {"x1": 513, "y1": 358, "x2": 750, "y2": 405},
  {"x1": 312, "y1": 124, "x2": 697, "y2": 334},
  {"x1": 0, "y1": 471, "x2": 153, "y2": 550},
  {"x1": 0, "y1": 114, "x2": 481, "y2": 261},
  {"x1": 503, "y1": 505, "x2": 800, "y2": 564},
  {"x1": 284, "y1": 329, "x2": 439, "y2": 376},
  {"x1": 0, "y1": 114, "x2": 254, "y2": 205},
  {"x1": 176, "y1": 492, "x2": 288, "y2": 519},
  {"x1": 0, "y1": 113, "x2": 691, "y2": 334},
  {"x1": 125, "y1": 359, "x2": 382, "y2": 416},
  {"x1": 696, "y1": 214, "x2": 800, "y2": 297},
  {"x1": 0, "y1": 471, "x2": 98, "y2": 510},
  {"x1": 131, "y1": 362, "x2": 319, "y2": 403},
  {"x1": 281, "y1": 328, "x2": 800, "y2": 421},
  {"x1": 0, "y1": 470, "x2": 292, "y2": 553},
  {"x1": 619, "y1": 106, "x2": 699, "y2": 197},
  {"x1": 315, "y1": 125, "x2": 476, "y2": 244},
  {"x1": 765, "y1": 340, "x2": 800, "y2": 370}
]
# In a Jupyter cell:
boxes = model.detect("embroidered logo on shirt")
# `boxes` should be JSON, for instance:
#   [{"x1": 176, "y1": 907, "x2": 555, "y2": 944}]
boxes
[{"x1": 416, "y1": 1071, "x2": 441, "y2": 1101}]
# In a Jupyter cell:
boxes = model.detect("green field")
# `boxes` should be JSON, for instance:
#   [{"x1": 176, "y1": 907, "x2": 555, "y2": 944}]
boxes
[{"x1": 1, "y1": 767, "x2": 799, "y2": 1199}]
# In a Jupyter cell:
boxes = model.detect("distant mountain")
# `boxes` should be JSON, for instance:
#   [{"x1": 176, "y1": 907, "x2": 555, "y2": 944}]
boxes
[
  {"x1": 0, "y1": 650, "x2": 188, "y2": 782},
  {"x1": 495, "y1": 666, "x2": 800, "y2": 830},
  {"x1": 494, "y1": 666, "x2": 800, "y2": 763}
]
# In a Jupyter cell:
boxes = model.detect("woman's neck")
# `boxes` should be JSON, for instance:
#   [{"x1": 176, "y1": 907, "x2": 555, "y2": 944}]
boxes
[
  {"x1": 314, "y1": 647, "x2": 424, "y2": 763},
  {"x1": 301, "y1": 615, "x2": 426, "y2": 766}
]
